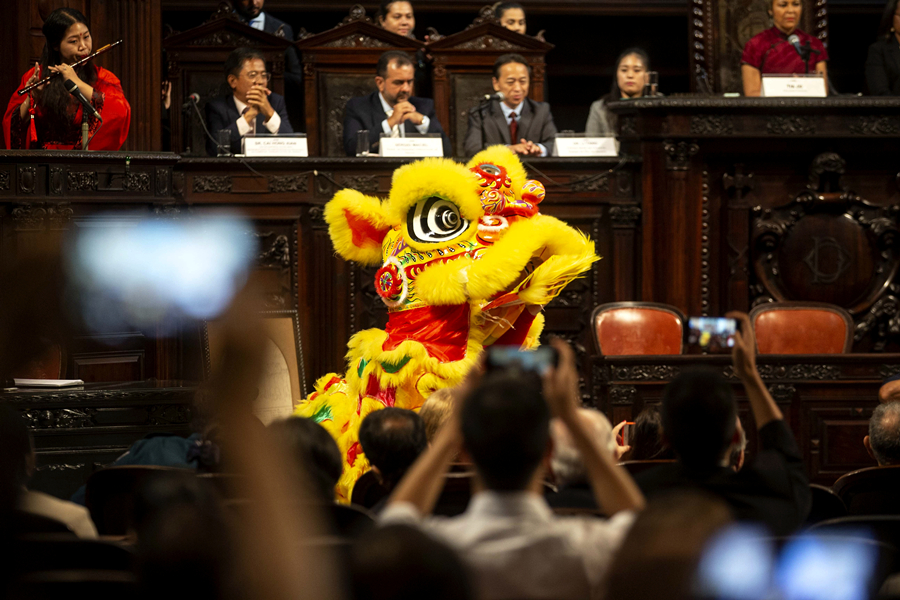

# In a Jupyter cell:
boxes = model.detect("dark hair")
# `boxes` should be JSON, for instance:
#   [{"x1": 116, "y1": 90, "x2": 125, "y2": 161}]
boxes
[
  {"x1": 376, "y1": 50, "x2": 415, "y2": 78},
  {"x1": 877, "y1": 0, "x2": 900, "y2": 38},
  {"x1": 0, "y1": 405, "x2": 32, "y2": 489},
  {"x1": 461, "y1": 371, "x2": 549, "y2": 491},
  {"x1": 493, "y1": 53, "x2": 531, "y2": 79},
  {"x1": 359, "y1": 408, "x2": 427, "y2": 489},
  {"x1": 869, "y1": 401, "x2": 900, "y2": 465},
  {"x1": 628, "y1": 406, "x2": 675, "y2": 461},
  {"x1": 661, "y1": 368, "x2": 736, "y2": 469},
  {"x1": 36, "y1": 8, "x2": 99, "y2": 142},
  {"x1": 608, "y1": 47, "x2": 650, "y2": 101},
  {"x1": 269, "y1": 417, "x2": 343, "y2": 501},
  {"x1": 377, "y1": 1, "x2": 413, "y2": 22},
  {"x1": 224, "y1": 47, "x2": 265, "y2": 79},
  {"x1": 351, "y1": 524, "x2": 475, "y2": 600},
  {"x1": 495, "y1": 2, "x2": 525, "y2": 19}
]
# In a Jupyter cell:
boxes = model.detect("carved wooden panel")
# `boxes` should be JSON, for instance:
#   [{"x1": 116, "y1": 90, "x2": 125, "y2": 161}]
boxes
[
  {"x1": 450, "y1": 73, "x2": 494, "y2": 158},
  {"x1": 318, "y1": 74, "x2": 378, "y2": 157}
]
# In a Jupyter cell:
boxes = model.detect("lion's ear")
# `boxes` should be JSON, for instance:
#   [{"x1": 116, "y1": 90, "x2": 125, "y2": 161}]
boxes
[{"x1": 325, "y1": 190, "x2": 391, "y2": 265}]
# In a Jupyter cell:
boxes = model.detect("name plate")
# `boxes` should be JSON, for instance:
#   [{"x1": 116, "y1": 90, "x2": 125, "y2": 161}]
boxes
[
  {"x1": 554, "y1": 137, "x2": 618, "y2": 157},
  {"x1": 243, "y1": 135, "x2": 308, "y2": 157},
  {"x1": 379, "y1": 137, "x2": 444, "y2": 157},
  {"x1": 761, "y1": 76, "x2": 827, "y2": 98}
]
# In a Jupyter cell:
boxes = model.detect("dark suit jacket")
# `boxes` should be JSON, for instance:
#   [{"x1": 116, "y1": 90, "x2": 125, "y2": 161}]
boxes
[
  {"x1": 204, "y1": 93, "x2": 293, "y2": 156},
  {"x1": 866, "y1": 37, "x2": 900, "y2": 96},
  {"x1": 342, "y1": 91, "x2": 450, "y2": 157},
  {"x1": 635, "y1": 420, "x2": 811, "y2": 536},
  {"x1": 244, "y1": 12, "x2": 304, "y2": 131},
  {"x1": 464, "y1": 97, "x2": 558, "y2": 157}
]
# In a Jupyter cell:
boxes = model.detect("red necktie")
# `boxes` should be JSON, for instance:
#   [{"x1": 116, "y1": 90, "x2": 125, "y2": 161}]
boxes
[{"x1": 509, "y1": 111, "x2": 518, "y2": 144}]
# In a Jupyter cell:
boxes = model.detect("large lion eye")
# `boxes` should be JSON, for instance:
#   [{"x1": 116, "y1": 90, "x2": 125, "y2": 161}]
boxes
[{"x1": 407, "y1": 196, "x2": 469, "y2": 243}]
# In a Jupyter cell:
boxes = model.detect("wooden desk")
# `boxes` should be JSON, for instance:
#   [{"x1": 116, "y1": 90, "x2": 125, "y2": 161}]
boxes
[
  {"x1": 597, "y1": 353, "x2": 900, "y2": 485},
  {"x1": 2, "y1": 380, "x2": 197, "y2": 499}
]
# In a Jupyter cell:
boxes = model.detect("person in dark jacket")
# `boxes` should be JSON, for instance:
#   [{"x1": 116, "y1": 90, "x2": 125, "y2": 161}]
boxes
[{"x1": 866, "y1": 0, "x2": 900, "y2": 95}]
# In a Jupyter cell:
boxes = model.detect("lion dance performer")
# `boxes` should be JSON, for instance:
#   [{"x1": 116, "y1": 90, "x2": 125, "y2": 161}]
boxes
[{"x1": 295, "y1": 146, "x2": 598, "y2": 500}]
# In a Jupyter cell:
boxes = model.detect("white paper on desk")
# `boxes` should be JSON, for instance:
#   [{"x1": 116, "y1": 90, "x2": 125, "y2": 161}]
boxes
[
  {"x1": 242, "y1": 134, "x2": 308, "y2": 157},
  {"x1": 13, "y1": 379, "x2": 85, "y2": 388},
  {"x1": 554, "y1": 137, "x2": 618, "y2": 157},
  {"x1": 379, "y1": 137, "x2": 444, "y2": 157},
  {"x1": 761, "y1": 75, "x2": 827, "y2": 98}
]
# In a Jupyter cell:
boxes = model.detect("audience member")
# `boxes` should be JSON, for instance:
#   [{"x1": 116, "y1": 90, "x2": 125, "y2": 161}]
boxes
[
  {"x1": 464, "y1": 53, "x2": 558, "y2": 156},
  {"x1": 495, "y1": 2, "x2": 527, "y2": 35},
  {"x1": 350, "y1": 524, "x2": 474, "y2": 600},
  {"x1": 604, "y1": 491, "x2": 734, "y2": 600},
  {"x1": 232, "y1": 0, "x2": 304, "y2": 130},
  {"x1": 585, "y1": 48, "x2": 649, "y2": 137},
  {"x1": 879, "y1": 373, "x2": 900, "y2": 403},
  {"x1": 419, "y1": 388, "x2": 454, "y2": 443},
  {"x1": 381, "y1": 339, "x2": 645, "y2": 600},
  {"x1": 729, "y1": 416, "x2": 747, "y2": 472},
  {"x1": 621, "y1": 405, "x2": 675, "y2": 461},
  {"x1": 205, "y1": 47, "x2": 293, "y2": 157},
  {"x1": 359, "y1": 407, "x2": 428, "y2": 497},
  {"x1": 0, "y1": 404, "x2": 97, "y2": 538},
  {"x1": 635, "y1": 312, "x2": 811, "y2": 536},
  {"x1": 343, "y1": 50, "x2": 449, "y2": 157},
  {"x1": 269, "y1": 417, "x2": 343, "y2": 502},
  {"x1": 547, "y1": 408, "x2": 616, "y2": 511},
  {"x1": 866, "y1": 0, "x2": 900, "y2": 95},
  {"x1": 741, "y1": 0, "x2": 828, "y2": 97},
  {"x1": 865, "y1": 401, "x2": 900, "y2": 466}
]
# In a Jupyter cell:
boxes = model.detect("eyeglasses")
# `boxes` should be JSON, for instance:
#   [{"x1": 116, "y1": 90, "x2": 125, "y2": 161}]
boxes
[{"x1": 245, "y1": 71, "x2": 271, "y2": 82}]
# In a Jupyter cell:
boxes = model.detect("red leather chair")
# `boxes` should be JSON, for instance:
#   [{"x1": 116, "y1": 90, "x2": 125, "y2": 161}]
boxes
[
  {"x1": 749, "y1": 302, "x2": 853, "y2": 354},
  {"x1": 591, "y1": 302, "x2": 685, "y2": 356}
]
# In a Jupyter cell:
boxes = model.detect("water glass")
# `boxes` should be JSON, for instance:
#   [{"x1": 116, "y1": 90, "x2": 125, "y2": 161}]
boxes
[
  {"x1": 356, "y1": 129, "x2": 370, "y2": 157},
  {"x1": 217, "y1": 129, "x2": 232, "y2": 157}
]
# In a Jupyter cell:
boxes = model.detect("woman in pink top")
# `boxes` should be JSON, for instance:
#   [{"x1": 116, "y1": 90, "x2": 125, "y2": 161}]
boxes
[{"x1": 741, "y1": 0, "x2": 828, "y2": 96}]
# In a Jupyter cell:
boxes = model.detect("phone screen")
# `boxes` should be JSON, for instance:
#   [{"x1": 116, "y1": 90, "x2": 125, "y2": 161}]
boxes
[
  {"x1": 486, "y1": 346, "x2": 558, "y2": 376},
  {"x1": 686, "y1": 317, "x2": 737, "y2": 353}
]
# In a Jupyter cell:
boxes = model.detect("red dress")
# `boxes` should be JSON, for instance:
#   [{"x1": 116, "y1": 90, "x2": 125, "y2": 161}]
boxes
[
  {"x1": 741, "y1": 26, "x2": 828, "y2": 75},
  {"x1": 3, "y1": 65, "x2": 131, "y2": 150}
]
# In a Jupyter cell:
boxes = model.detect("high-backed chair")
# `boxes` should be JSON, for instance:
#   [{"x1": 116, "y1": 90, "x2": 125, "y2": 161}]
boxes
[
  {"x1": 749, "y1": 302, "x2": 854, "y2": 354},
  {"x1": 806, "y1": 483, "x2": 848, "y2": 526},
  {"x1": 832, "y1": 465, "x2": 900, "y2": 516},
  {"x1": 591, "y1": 302, "x2": 685, "y2": 356}
]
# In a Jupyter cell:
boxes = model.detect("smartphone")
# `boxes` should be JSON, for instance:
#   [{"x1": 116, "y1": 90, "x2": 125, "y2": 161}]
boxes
[
  {"x1": 486, "y1": 346, "x2": 559, "y2": 376},
  {"x1": 686, "y1": 316, "x2": 737, "y2": 353},
  {"x1": 618, "y1": 421, "x2": 635, "y2": 446}
]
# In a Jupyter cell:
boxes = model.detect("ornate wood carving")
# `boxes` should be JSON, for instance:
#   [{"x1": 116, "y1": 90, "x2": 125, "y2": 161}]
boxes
[
  {"x1": 18, "y1": 165, "x2": 36, "y2": 194},
  {"x1": 341, "y1": 174, "x2": 379, "y2": 193},
  {"x1": 123, "y1": 172, "x2": 151, "y2": 192},
  {"x1": 309, "y1": 205, "x2": 326, "y2": 229},
  {"x1": 147, "y1": 404, "x2": 192, "y2": 426},
  {"x1": 690, "y1": 114, "x2": 734, "y2": 135},
  {"x1": 609, "y1": 385, "x2": 637, "y2": 405},
  {"x1": 321, "y1": 34, "x2": 391, "y2": 48},
  {"x1": 269, "y1": 175, "x2": 309, "y2": 193},
  {"x1": 156, "y1": 168, "x2": 169, "y2": 196},
  {"x1": 767, "y1": 116, "x2": 816, "y2": 136},
  {"x1": 10, "y1": 203, "x2": 73, "y2": 231},
  {"x1": 849, "y1": 116, "x2": 900, "y2": 136},
  {"x1": 49, "y1": 166, "x2": 63, "y2": 195},
  {"x1": 663, "y1": 140, "x2": 699, "y2": 171},
  {"x1": 67, "y1": 171, "x2": 98, "y2": 192},
  {"x1": 455, "y1": 35, "x2": 525, "y2": 51},
  {"x1": 609, "y1": 205, "x2": 641, "y2": 228},
  {"x1": 22, "y1": 408, "x2": 97, "y2": 429},
  {"x1": 569, "y1": 174, "x2": 610, "y2": 193},
  {"x1": 0, "y1": 169, "x2": 9, "y2": 191},
  {"x1": 190, "y1": 31, "x2": 256, "y2": 46},
  {"x1": 701, "y1": 170, "x2": 711, "y2": 315},
  {"x1": 611, "y1": 365, "x2": 681, "y2": 381},
  {"x1": 193, "y1": 175, "x2": 232, "y2": 193},
  {"x1": 341, "y1": 4, "x2": 372, "y2": 25},
  {"x1": 755, "y1": 364, "x2": 841, "y2": 380},
  {"x1": 257, "y1": 233, "x2": 291, "y2": 268}
]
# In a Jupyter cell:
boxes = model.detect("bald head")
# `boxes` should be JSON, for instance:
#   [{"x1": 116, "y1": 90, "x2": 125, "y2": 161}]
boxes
[{"x1": 868, "y1": 401, "x2": 900, "y2": 465}]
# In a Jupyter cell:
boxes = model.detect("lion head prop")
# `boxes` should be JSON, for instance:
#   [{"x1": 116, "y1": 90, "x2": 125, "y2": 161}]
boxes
[{"x1": 295, "y1": 146, "x2": 598, "y2": 500}]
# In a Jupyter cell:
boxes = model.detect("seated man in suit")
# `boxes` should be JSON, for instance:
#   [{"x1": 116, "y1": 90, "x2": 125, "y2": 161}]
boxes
[
  {"x1": 205, "y1": 47, "x2": 293, "y2": 156},
  {"x1": 464, "y1": 53, "x2": 557, "y2": 157},
  {"x1": 343, "y1": 50, "x2": 450, "y2": 157}
]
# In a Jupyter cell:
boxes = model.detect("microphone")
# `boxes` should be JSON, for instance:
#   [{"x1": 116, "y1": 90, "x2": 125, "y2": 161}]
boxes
[
  {"x1": 182, "y1": 93, "x2": 200, "y2": 109},
  {"x1": 63, "y1": 78, "x2": 101, "y2": 120},
  {"x1": 787, "y1": 34, "x2": 802, "y2": 55},
  {"x1": 482, "y1": 91, "x2": 505, "y2": 102}
]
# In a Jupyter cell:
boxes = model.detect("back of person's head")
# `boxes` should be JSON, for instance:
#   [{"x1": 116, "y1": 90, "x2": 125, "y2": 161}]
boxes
[
  {"x1": 376, "y1": 50, "x2": 414, "y2": 78},
  {"x1": 269, "y1": 417, "x2": 342, "y2": 501},
  {"x1": 550, "y1": 408, "x2": 615, "y2": 486},
  {"x1": 629, "y1": 405, "x2": 675, "y2": 461},
  {"x1": 359, "y1": 408, "x2": 427, "y2": 489},
  {"x1": 0, "y1": 404, "x2": 32, "y2": 489},
  {"x1": 493, "y1": 53, "x2": 531, "y2": 79},
  {"x1": 461, "y1": 370, "x2": 549, "y2": 491},
  {"x1": 224, "y1": 47, "x2": 265, "y2": 79},
  {"x1": 661, "y1": 368, "x2": 736, "y2": 469},
  {"x1": 869, "y1": 401, "x2": 900, "y2": 465},
  {"x1": 419, "y1": 388, "x2": 453, "y2": 443},
  {"x1": 605, "y1": 491, "x2": 733, "y2": 600},
  {"x1": 350, "y1": 523, "x2": 474, "y2": 600}
]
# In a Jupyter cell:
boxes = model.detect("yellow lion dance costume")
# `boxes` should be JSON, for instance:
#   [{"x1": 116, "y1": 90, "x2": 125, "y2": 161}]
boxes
[{"x1": 295, "y1": 146, "x2": 598, "y2": 501}]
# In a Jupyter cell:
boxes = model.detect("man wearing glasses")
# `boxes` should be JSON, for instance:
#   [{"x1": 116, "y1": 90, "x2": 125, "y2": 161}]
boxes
[{"x1": 205, "y1": 47, "x2": 293, "y2": 156}]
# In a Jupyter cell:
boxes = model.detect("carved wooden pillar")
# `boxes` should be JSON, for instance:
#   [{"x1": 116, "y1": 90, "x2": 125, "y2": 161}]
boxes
[
  {"x1": 609, "y1": 202, "x2": 641, "y2": 302},
  {"x1": 90, "y1": 0, "x2": 163, "y2": 151},
  {"x1": 723, "y1": 164, "x2": 755, "y2": 313}
]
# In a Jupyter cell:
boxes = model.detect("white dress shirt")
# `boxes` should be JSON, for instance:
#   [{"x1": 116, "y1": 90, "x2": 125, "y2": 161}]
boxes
[
  {"x1": 248, "y1": 13, "x2": 266, "y2": 31},
  {"x1": 379, "y1": 93, "x2": 430, "y2": 137},
  {"x1": 19, "y1": 488, "x2": 98, "y2": 539},
  {"x1": 233, "y1": 94, "x2": 281, "y2": 137},
  {"x1": 500, "y1": 101, "x2": 547, "y2": 157},
  {"x1": 381, "y1": 491, "x2": 635, "y2": 600}
]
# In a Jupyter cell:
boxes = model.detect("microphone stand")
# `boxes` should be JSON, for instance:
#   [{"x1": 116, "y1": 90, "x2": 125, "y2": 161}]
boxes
[
  {"x1": 801, "y1": 41, "x2": 812, "y2": 74},
  {"x1": 470, "y1": 97, "x2": 493, "y2": 153},
  {"x1": 82, "y1": 118, "x2": 89, "y2": 151}
]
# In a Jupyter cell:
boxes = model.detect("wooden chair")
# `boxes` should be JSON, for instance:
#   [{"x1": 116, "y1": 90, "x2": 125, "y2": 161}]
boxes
[
  {"x1": 806, "y1": 516, "x2": 900, "y2": 579},
  {"x1": 433, "y1": 470, "x2": 476, "y2": 517},
  {"x1": 84, "y1": 465, "x2": 194, "y2": 535},
  {"x1": 196, "y1": 472, "x2": 247, "y2": 501},
  {"x1": 15, "y1": 343, "x2": 65, "y2": 379},
  {"x1": 13, "y1": 536, "x2": 134, "y2": 573},
  {"x1": 350, "y1": 470, "x2": 389, "y2": 510},
  {"x1": 749, "y1": 302, "x2": 854, "y2": 354},
  {"x1": 618, "y1": 459, "x2": 677, "y2": 477},
  {"x1": 805, "y1": 483, "x2": 848, "y2": 526},
  {"x1": 832, "y1": 465, "x2": 900, "y2": 516},
  {"x1": 591, "y1": 302, "x2": 685, "y2": 356}
]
